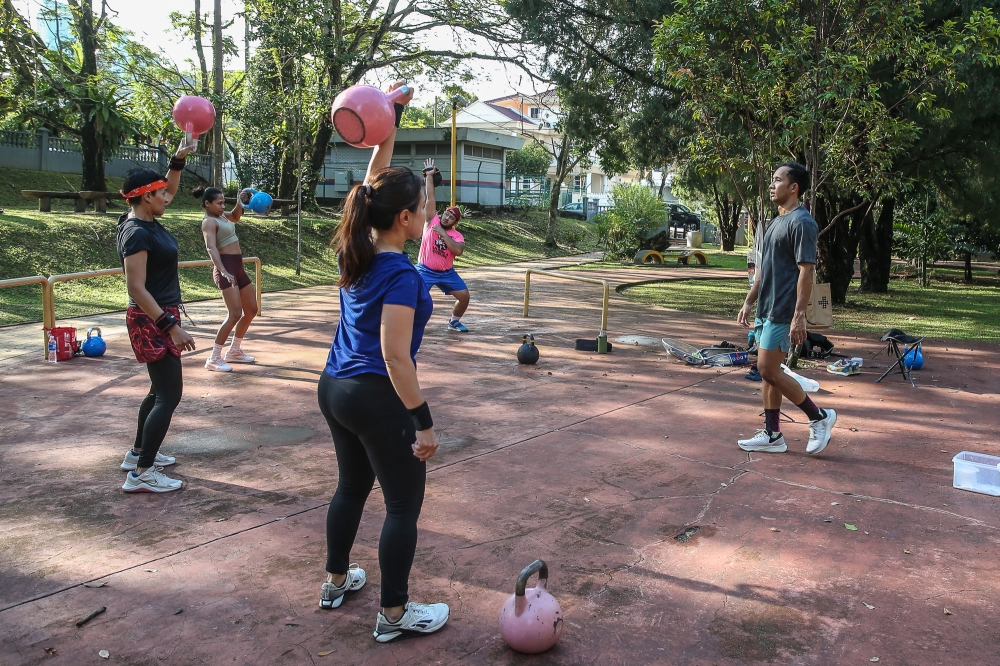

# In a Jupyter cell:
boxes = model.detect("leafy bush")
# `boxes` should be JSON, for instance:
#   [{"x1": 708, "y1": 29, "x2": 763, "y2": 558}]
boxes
[{"x1": 596, "y1": 183, "x2": 666, "y2": 260}]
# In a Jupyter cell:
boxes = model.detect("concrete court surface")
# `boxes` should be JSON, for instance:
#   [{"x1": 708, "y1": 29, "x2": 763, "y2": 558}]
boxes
[{"x1": 1, "y1": 256, "x2": 999, "y2": 666}]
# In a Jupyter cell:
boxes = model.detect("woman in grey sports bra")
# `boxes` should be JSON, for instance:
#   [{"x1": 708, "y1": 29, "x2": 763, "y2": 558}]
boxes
[{"x1": 194, "y1": 186, "x2": 259, "y2": 372}]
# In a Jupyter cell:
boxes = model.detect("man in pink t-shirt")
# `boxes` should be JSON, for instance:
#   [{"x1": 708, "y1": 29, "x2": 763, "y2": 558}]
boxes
[{"x1": 415, "y1": 159, "x2": 471, "y2": 332}]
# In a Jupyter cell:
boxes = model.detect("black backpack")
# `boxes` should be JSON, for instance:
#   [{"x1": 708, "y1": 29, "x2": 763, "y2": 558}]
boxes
[{"x1": 804, "y1": 331, "x2": 834, "y2": 358}]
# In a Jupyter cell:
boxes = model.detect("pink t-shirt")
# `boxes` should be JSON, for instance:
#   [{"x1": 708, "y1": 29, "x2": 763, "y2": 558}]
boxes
[{"x1": 417, "y1": 215, "x2": 464, "y2": 271}]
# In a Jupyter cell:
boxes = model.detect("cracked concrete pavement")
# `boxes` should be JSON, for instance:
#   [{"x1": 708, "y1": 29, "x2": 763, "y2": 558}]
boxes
[{"x1": 1, "y1": 255, "x2": 999, "y2": 665}]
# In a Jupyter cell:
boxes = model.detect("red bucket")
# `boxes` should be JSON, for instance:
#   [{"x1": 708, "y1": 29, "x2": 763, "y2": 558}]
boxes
[{"x1": 45, "y1": 327, "x2": 80, "y2": 361}]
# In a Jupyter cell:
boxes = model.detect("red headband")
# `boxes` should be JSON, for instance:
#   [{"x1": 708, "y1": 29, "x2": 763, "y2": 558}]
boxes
[{"x1": 121, "y1": 179, "x2": 168, "y2": 200}]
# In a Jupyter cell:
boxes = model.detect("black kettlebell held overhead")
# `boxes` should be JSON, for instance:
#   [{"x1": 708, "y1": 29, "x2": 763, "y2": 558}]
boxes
[{"x1": 517, "y1": 334, "x2": 539, "y2": 365}]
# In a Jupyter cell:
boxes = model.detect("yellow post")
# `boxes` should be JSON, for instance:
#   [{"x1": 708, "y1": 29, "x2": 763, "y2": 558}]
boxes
[
  {"x1": 450, "y1": 99, "x2": 458, "y2": 207},
  {"x1": 252, "y1": 258, "x2": 263, "y2": 315},
  {"x1": 523, "y1": 271, "x2": 532, "y2": 317}
]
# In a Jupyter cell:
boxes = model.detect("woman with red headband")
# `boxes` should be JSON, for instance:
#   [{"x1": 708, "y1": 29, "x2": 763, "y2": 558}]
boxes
[
  {"x1": 115, "y1": 145, "x2": 197, "y2": 493},
  {"x1": 415, "y1": 160, "x2": 471, "y2": 332}
]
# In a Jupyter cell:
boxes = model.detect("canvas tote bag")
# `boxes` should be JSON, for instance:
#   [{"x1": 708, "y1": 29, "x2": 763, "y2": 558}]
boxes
[{"x1": 806, "y1": 277, "x2": 834, "y2": 329}]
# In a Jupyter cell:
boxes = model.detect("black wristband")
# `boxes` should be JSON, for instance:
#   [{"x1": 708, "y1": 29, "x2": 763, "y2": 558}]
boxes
[
  {"x1": 154, "y1": 312, "x2": 180, "y2": 333},
  {"x1": 394, "y1": 102, "x2": 404, "y2": 128},
  {"x1": 408, "y1": 402, "x2": 433, "y2": 431},
  {"x1": 168, "y1": 156, "x2": 186, "y2": 171}
]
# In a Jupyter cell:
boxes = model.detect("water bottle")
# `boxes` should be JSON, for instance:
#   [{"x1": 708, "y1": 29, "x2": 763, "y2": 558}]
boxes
[
  {"x1": 747, "y1": 330, "x2": 755, "y2": 347},
  {"x1": 48, "y1": 334, "x2": 58, "y2": 363}
]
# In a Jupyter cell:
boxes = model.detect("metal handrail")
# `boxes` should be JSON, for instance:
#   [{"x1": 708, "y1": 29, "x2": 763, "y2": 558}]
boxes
[
  {"x1": 523, "y1": 269, "x2": 610, "y2": 334},
  {"x1": 39, "y1": 257, "x2": 263, "y2": 357},
  {"x1": 0, "y1": 276, "x2": 55, "y2": 352}
]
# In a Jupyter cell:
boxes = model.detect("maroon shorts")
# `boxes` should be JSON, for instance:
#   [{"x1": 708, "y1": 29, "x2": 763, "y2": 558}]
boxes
[
  {"x1": 214, "y1": 254, "x2": 252, "y2": 291},
  {"x1": 127, "y1": 305, "x2": 182, "y2": 363}
]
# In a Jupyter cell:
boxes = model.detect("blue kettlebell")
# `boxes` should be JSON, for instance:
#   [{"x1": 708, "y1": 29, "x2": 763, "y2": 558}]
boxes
[
  {"x1": 248, "y1": 191, "x2": 273, "y2": 214},
  {"x1": 81, "y1": 327, "x2": 106, "y2": 357},
  {"x1": 903, "y1": 345, "x2": 924, "y2": 371}
]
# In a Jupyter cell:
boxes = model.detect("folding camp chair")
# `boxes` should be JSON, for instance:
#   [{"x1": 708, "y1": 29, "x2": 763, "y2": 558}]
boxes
[{"x1": 876, "y1": 328, "x2": 923, "y2": 387}]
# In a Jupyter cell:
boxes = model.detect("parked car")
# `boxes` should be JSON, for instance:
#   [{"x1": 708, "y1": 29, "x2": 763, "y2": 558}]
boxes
[
  {"x1": 558, "y1": 201, "x2": 587, "y2": 220},
  {"x1": 668, "y1": 203, "x2": 701, "y2": 232}
]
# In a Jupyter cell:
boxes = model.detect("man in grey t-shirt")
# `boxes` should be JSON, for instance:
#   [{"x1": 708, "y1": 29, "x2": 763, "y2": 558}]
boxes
[{"x1": 736, "y1": 163, "x2": 837, "y2": 455}]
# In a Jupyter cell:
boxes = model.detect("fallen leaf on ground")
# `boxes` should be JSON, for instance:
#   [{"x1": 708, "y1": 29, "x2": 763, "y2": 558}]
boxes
[
  {"x1": 824, "y1": 519, "x2": 832, "y2": 523},
  {"x1": 43, "y1": 648, "x2": 56, "y2": 654},
  {"x1": 831, "y1": 502, "x2": 839, "y2": 505},
  {"x1": 904, "y1": 549, "x2": 911, "y2": 554},
  {"x1": 944, "y1": 608, "x2": 952, "y2": 615},
  {"x1": 770, "y1": 527, "x2": 780, "y2": 532},
  {"x1": 863, "y1": 602, "x2": 875, "y2": 610},
  {"x1": 318, "y1": 651, "x2": 335, "y2": 657},
  {"x1": 99, "y1": 650, "x2": 110, "y2": 659},
  {"x1": 845, "y1": 524, "x2": 858, "y2": 531},
  {"x1": 871, "y1": 658, "x2": 880, "y2": 663},
  {"x1": 173, "y1": 609, "x2": 183, "y2": 615},
  {"x1": 144, "y1": 569, "x2": 157, "y2": 573},
  {"x1": 83, "y1": 581, "x2": 108, "y2": 588}
]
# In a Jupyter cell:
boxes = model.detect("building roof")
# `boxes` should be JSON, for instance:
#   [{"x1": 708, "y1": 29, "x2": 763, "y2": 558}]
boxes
[
  {"x1": 483, "y1": 90, "x2": 558, "y2": 105},
  {"x1": 484, "y1": 102, "x2": 535, "y2": 123}
]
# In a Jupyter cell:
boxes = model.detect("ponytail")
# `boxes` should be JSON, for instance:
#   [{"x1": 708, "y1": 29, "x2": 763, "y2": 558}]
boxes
[{"x1": 333, "y1": 167, "x2": 422, "y2": 288}]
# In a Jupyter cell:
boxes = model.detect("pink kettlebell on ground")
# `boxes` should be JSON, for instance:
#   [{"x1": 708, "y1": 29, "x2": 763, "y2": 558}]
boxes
[
  {"x1": 499, "y1": 560, "x2": 564, "y2": 654},
  {"x1": 172, "y1": 96, "x2": 216, "y2": 141},
  {"x1": 331, "y1": 85, "x2": 413, "y2": 148}
]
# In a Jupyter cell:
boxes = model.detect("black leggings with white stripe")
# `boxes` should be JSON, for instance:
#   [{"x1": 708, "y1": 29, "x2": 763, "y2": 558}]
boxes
[{"x1": 317, "y1": 371, "x2": 425, "y2": 608}]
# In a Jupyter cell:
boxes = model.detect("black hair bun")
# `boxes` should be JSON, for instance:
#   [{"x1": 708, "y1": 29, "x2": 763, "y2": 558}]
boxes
[{"x1": 191, "y1": 185, "x2": 205, "y2": 199}]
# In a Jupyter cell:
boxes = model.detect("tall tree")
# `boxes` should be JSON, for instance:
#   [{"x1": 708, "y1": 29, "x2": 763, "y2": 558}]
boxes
[{"x1": 654, "y1": 0, "x2": 1000, "y2": 302}]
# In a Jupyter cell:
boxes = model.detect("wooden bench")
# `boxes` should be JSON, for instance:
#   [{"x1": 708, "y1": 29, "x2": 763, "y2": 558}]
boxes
[
  {"x1": 22, "y1": 190, "x2": 87, "y2": 213},
  {"x1": 80, "y1": 191, "x2": 123, "y2": 214},
  {"x1": 224, "y1": 197, "x2": 297, "y2": 216},
  {"x1": 21, "y1": 190, "x2": 123, "y2": 213}
]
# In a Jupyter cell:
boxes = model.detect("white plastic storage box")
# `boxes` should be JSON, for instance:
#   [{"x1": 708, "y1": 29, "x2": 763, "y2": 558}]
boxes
[{"x1": 952, "y1": 451, "x2": 1000, "y2": 496}]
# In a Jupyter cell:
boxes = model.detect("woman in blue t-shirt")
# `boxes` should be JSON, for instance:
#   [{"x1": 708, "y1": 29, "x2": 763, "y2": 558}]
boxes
[{"x1": 316, "y1": 82, "x2": 448, "y2": 643}]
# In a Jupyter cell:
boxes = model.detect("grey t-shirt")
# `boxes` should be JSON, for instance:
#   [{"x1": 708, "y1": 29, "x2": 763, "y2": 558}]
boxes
[{"x1": 757, "y1": 206, "x2": 818, "y2": 324}]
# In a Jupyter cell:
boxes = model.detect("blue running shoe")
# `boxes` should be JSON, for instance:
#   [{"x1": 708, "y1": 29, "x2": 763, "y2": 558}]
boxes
[
  {"x1": 745, "y1": 366, "x2": 761, "y2": 382},
  {"x1": 448, "y1": 320, "x2": 469, "y2": 332}
]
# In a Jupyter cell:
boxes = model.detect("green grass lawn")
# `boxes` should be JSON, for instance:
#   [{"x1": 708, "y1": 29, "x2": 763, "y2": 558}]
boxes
[
  {"x1": 0, "y1": 167, "x2": 600, "y2": 326},
  {"x1": 620, "y1": 277, "x2": 1000, "y2": 341}
]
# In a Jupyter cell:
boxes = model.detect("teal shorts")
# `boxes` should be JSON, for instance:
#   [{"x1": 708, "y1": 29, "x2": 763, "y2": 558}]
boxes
[{"x1": 754, "y1": 317, "x2": 791, "y2": 352}]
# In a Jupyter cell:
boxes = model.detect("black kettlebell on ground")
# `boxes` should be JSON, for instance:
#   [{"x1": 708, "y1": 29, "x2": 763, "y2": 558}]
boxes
[{"x1": 517, "y1": 334, "x2": 539, "y2": 365}]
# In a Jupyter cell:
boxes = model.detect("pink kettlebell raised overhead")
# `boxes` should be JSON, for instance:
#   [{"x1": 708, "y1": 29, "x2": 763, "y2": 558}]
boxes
[
  {"x1": 172, "y1": 96, "x2": 216, "y2": 139},
  {"x1": 499, "y1": 560, "x2": 564, "y2": 654},
  {"x1": 331, "y1": 85, "x2": 412, "y2": 148}
]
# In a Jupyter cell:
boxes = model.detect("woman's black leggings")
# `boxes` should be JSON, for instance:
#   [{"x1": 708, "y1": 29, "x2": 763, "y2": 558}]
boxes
[
  {"x1": 317, "y1": 371, "x2": 425, "y2": 609},
  {"x1": 134, "y1": 354, "x2": 183, "y2": 469}
]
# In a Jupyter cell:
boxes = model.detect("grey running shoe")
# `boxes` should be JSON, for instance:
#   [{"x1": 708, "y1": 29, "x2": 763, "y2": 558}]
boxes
[
  {"x1": 807, "y1": 409, "x2": 837, "y2": 455},
  {"x1": 122, "y1": 467, "x2": 183, "y2": 493},
  {"x1": 120, "y1": 449, "x2": 175, "y2": 471},
  {"x1": 373, "y1": 601, "x2": 450, "y2": 643},
  {"x1": 319, "y1": 564, "x2": 366, "y2": 609},
  {"x1": 738, "y1": 429, "x2": 787, "y2": 453}
]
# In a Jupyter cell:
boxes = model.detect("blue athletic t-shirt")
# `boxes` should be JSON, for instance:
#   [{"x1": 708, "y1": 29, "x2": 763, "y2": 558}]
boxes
[{"x1": 325, "y1": 252, "x2": 433, "y2": 379}]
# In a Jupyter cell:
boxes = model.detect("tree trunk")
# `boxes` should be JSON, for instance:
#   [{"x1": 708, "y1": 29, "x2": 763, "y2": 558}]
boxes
[
  {"x1": 721, "y1": 202, "x2": 739, "y2": 251},
  {"x1": 212, "y1": 0, "x2": 224, "y2": 186},
  {"x1": 70, "y1": 0, "x2": 105, "y2": 192},
  {"x1": 545, "y1": 134, "x2": 572, "y2": 247},
  {"x1": 194, "y1": 0, "x2": 209, "y2": 95},
  {"x1": 859, "y1": 197, "x2": 894, "y2": 292},
  {"x1": 965, "y1": 252, "x2": 973, "y2": 283},
  {"x1": 816, "y1": 197, "x2": 862, "y2": 305}
]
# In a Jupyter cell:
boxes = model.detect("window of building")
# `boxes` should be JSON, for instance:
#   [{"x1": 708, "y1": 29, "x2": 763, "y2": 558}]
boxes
[
  {"x1": 529, "y1": 107, "x2": 540, "y2": 118},
  {"x1": 392, "y1": 143, "x2": 412, "y2": 155},
  {"x1": 464, "y1": 144, "x2": 473, "y2": 156},
  {"x1": 415, "y1": 144, "x2": 436, "y2": 156}
]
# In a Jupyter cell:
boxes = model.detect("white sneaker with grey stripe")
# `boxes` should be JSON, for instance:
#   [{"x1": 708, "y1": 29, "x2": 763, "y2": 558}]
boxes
[
  {"x1": 319, "y1": 564, "x2": 367, "y2": 609},
  {"x1": 373, "y1": 601, "x2": 450, "y2": 643}
]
